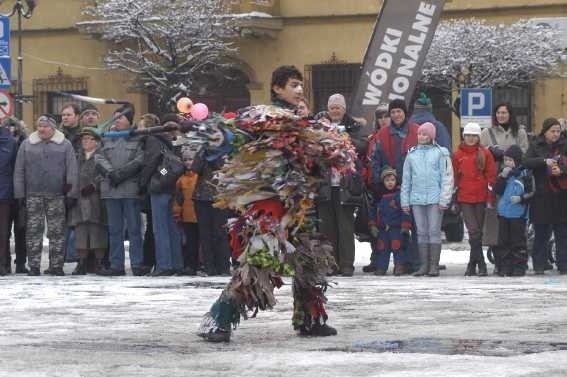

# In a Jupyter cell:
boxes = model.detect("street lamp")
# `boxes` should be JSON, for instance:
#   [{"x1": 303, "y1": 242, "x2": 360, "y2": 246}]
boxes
[{"x1": 1, "y1": 0, "x2": 36, "y2": 119}]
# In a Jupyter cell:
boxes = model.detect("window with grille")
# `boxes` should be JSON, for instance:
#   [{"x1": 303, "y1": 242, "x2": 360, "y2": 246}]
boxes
[
  {"x1": 305, "y1": 63, "x2": 361, "y2": 114},
  {"x1": 493, "y1": 84, "x2": 532, "y2": 131},
  {"x1": 33, "y1": 68, "x2": 88, "y2": 124}
]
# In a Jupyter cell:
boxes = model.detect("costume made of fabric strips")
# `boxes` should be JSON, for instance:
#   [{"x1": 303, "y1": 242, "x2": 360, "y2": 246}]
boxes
[{"x1": 197, "y1": 104, "x2": 357, "y2": 341}]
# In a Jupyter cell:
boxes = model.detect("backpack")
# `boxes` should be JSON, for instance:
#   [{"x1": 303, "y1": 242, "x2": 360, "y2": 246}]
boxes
[{"x1": 150, "y1": 143, "x2": 185, "y2": 192}]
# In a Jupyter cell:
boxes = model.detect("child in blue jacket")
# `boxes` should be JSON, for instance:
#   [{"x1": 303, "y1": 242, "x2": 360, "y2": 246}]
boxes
[
  {"x1": 368, "y1": 167, "x2": 412, "y2": 276},
  {"x1": 493, "y1": 144, "x2": 535, "y2": 277}
]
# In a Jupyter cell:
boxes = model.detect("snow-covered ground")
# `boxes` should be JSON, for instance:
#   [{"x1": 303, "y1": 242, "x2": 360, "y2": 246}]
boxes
[{"x1": 1, "y1": 241, "x2": 567, "y2": 377}]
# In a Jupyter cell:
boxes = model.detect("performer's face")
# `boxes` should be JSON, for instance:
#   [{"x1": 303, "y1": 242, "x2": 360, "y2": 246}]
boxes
[{"x1": 273, "y1": 78, "x2": 303, "y2": 106}]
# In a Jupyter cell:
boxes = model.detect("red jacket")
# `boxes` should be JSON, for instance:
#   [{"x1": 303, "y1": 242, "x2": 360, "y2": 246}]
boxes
[{"x1": 452, "y1": 144, "x2": 496, "y2": 204}]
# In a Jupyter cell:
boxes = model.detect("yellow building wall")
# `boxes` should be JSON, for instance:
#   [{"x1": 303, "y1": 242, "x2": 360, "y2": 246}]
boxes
[{"x1": 0, "y1": 0, "x2": 563, "y2": 132}]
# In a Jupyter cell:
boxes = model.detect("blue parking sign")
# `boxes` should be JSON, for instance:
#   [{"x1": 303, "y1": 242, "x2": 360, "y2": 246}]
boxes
[
  {"x1": 0, "y1": 17, "x2": 9, "y2": 57},
  {"x1": 460, "y1": 88, "x2": 492, "y2": 128},
  {"x1": 0, "y1": 58, "x2": 10, "y2": 89}
]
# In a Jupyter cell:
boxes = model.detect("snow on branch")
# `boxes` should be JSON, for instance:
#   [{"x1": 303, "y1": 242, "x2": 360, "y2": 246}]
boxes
[
  {"x1": 421, "y1": 19, "x2": 563, "y2": 90},
  {"x1": 80, "y1": 0, "x2": 240, "y2": 111}
]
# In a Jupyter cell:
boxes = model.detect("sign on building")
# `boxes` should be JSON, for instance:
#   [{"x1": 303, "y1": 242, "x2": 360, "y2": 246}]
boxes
[
  {"x1": 350, "y1": 0, "x2": 446, "y2": 125},
  {"x1": 460, "y1": 88, "x2": 492, "y2": 128},
  {"x1": 0, "y1": 16, "x2": 10, "y2": 90}
]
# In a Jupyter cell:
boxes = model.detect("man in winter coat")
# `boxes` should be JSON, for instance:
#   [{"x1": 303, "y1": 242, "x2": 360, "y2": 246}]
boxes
[
  {"x1": 13, "y1": 115, "x2": 78, "y2": 276},
  {"x1": 409, "y1": 92, "x2": 451, "y2": 152},
  {"x1": 95, "y1": 105, "x2": 145, "y2": 276},
  {"x1": 0, "y1": 125, "x2": 16, "y2": 275},
  {"x1": 139, "y1": 118, "x2": 183, "y2": 277}
]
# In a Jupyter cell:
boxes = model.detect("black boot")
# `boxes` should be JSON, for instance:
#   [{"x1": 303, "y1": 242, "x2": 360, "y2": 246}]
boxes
[
  {"x1": 477, "y1": 260, "x2": 488, "y2": 277},
  {"x1": 72, "y1": 259, "x2": 87, "y2": 275},
  {"x1": 464, "y1": 262, "x2": 476, "y2": 276},
  {"x1": 362, "y1": 263, "x2": 377, "y2": 273},
  {"x1": 15, "y1": 264, "x2": 28, "y2": 274}
]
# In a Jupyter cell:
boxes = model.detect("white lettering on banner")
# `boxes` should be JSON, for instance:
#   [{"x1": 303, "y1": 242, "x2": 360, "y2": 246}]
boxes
[
  {"x1": 362, "y1": 27, "x2": 402, "y2": 105},
  {"x1": 362, "y1": 2, "x2": 437, "y2": 106}
]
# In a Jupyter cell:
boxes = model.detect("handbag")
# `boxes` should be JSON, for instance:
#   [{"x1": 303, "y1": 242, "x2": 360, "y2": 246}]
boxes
[
  {"x1": 150, "y1": 144, "x2": 185, "y2": 192},
  {"x1": 482, "y1": 206, "x2": 499, "y2": 246}
]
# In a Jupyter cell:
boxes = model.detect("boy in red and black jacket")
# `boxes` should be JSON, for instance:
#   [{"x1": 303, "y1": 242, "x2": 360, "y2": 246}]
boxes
[{"x1": 368, "y1": 167, "x2": 412, "y2": 276}]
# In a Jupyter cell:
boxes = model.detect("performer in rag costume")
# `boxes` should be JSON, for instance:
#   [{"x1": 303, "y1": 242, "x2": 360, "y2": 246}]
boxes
[{"x1": 197, "y1": 65, "x2": 358, "y2": 342}]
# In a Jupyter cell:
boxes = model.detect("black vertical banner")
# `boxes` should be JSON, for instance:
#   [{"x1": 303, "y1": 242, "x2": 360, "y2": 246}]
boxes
[{"x1": 350, "y1": 0, "x2": 445, "y2": 124}]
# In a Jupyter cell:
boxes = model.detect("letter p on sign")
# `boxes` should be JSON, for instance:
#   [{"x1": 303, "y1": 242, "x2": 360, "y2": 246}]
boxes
[{"x1": 460, "y1": 88, "x2": 492, "y2": 128}]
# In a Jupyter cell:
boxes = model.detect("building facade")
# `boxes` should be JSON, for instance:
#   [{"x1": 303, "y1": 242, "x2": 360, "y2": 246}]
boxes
[{"x1": 1, "y1": 0, "x2": 565, "y2": 140}]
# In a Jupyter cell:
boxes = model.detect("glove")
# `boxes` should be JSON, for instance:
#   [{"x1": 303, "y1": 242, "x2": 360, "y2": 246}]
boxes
[
  {"x1": 400, "y1": 228, "x2": 411, "y2": 237},
  {"x1": 510, "y1": 195, "x2": 522, "y2": 204},
  {"x1": 108, "y1": 170, "x2": 126, "y2": 187},
  {"x1": 489, "y1": 146, "x2": 504, "y2": 160},
  {"x1": 63, "y1": 183, "x2": 73, "y2": 194},
  {"x1": 65, "y1": 197, "x2": 77, "y2": 211},
  {"x1": 369, "y1": 226, "x2": 379, "y2": 239},
  {"x1": 500, "y1": 166, "x2": 512, "y2": 178},
  {"x1": 80, "y1": 184, "x2": 96, "y2": 197}
]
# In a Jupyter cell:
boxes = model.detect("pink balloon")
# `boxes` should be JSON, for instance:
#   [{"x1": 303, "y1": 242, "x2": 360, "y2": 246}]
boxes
[{"x1": 191, "y1": 103, "x2": 209, "y2": 121}]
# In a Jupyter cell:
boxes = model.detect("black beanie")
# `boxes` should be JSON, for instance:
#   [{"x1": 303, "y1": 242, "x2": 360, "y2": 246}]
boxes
[
  {"x1": 504, "y1": 145, "x2": 523, "y2": 167},
  {"x1": 540, "y1": 117, "x2": 560, "y2": 136},
  {"x1": 388, "y1": 99, "x2": 408, "y2": 115},
  {"x1": 115, "y1": 104, "x2": 135, "y2": 125}
]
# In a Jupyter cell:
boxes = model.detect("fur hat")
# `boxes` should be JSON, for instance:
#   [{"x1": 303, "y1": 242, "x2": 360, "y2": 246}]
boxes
[
  {"x1": 418, "y1": 122, "x2": 436, "y2": 141},
  {"x1": 388, "y1": 99, "x2": 407, "y2": 115},
  {"x1": 504, "y1": 145, "x2": 523, "y2": 167},
  {"x1": 327, "y1": 93, "x2": 346, "y2": 109},
  {"x1": 380, "y1": 166, "x2": 397, "y2": 182},
  {"x1": 540, "y1": 117, "x2": 560, "y2": 136}
]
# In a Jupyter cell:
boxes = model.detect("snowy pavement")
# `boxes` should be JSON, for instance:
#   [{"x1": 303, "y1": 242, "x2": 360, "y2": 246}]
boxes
[{"x1": 1, "y1": 242, "x2": 567, "y2": 377}]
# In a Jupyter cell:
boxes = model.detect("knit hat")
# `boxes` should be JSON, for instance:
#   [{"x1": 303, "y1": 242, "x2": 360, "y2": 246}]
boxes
[
  {"x1": 114, "y1": 104, "x2": 135, "y2": 125},
  {"x1": 79, "y1": 103, "x2": 100, "y2": 119},
  {"x1": 327, "y1": 93, "x2": 346, "y2": 109},
  {"x1": 36, "y1": 114, "x2": 57, "y2": 129},
  {"x1": 414, "y1": 92, "x2": 432, "y2": 108},
  {"x1": 463, "y1": 122, "x2": 482, "y2": 136},
  {"x1": 418, "y1": 122, "x2": 436, "y2": 141},
  {"x1": 540, "y1": 117, "x2": 560, "y2": 136},
  {"x1": 388, "y1": 99, "x2": 407, "y2": 115},
  {"x1": 380, "y1": 166, "x2": 397, "y2": 182},
  {"x1": 79, "y1": 127, "x2": 101, "y2": 141},
  {"x1": 504, "y1": 145, "x2": 523, "y2": 167},
  {"x1": 375, "y1": 102, "x2": 389, "y2": 116}
]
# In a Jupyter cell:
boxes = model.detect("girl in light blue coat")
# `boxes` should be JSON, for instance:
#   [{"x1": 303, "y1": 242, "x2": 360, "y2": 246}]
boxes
[{"x1": 401, "y1": 122, "x2": 453, "y2": 276}]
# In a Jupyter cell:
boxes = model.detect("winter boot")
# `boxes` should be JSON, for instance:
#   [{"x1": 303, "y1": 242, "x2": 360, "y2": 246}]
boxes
[
  {"x1": 413, "y1": 244, "x2": 430, "y2": 276},
  {"x1": 427, "y1": 244, "x2": 442, "y2": 277},
  {"x1": 362, "y1": 263, "x2": 377, "y2": 273},
  {"x1": 15, "y1": 264, "x2": 28, "y2": 274},
  {"x1": 464, "y1": 262, "x2": 476, "y2": 276},
  {"x1": 477, "y1": 260, "x2": 488, "y2": 276},
  {"x1": 0, "y1": 265, "x2": 6, "y2": 276},
  {"x1": 72, "y1": 259, "x2": 87, "y2": 276},
  {"x1": 393, "y1": 263, "x2": 408, "y2": 276},
  {"x1": 201, "y1": 328, "x2": 231, "y2": 343}
]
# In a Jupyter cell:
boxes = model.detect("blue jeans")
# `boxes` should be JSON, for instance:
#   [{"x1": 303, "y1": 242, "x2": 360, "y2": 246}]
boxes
[
  {"x1": 150, "y1": 193, "x2": 182, "y2": 272},
  {"x1": 105, "y1": 198, "x2": 143, "y2": 271},
  {"x1": 64, "y1": 229, "x2": 77, "y2": 262},
  {"x1": 412, "y1": 204, "x2": 443, "y2": 244}
]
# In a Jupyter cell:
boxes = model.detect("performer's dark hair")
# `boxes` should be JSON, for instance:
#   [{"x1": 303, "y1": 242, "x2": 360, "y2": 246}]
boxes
[
  {"x1": 270, "y1": 65, "x2": 303, "y2": 101},
  {"x1": 61, "y1": 102, "x2": 81, "y2": 116}
]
